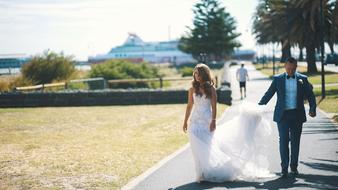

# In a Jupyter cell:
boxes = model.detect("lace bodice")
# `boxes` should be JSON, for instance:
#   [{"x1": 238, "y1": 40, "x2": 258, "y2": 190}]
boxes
[{"x1": 189, "y1": 93, "x2": 212, "y2": 128}]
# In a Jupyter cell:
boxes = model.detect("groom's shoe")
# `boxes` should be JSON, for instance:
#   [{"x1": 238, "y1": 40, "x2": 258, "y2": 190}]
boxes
[
  {"x1": 291, "y1": 168, "x2": 299, "y2": 176},
  {"x1": 281, "y1": 169, "x2": 288, "y2": 178}
]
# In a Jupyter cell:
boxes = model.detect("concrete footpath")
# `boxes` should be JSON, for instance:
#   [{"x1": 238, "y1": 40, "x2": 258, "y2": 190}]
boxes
[{"x1": 122, "y1": 63, "x2": 338, "y2": 190}]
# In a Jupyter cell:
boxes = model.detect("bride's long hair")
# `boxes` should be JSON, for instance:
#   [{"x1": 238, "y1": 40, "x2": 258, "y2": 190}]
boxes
[{"x1": 192, "y1": 63, "x2": 215, "y2": 99}]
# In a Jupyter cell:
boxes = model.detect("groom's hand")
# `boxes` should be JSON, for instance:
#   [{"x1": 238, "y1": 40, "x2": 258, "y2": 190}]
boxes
[{"x1": 309, "y1": 112, "x2": 316, "y2": 117}]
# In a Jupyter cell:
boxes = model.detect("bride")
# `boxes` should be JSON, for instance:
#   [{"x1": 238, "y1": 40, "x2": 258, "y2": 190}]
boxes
[{"x1": 182, "y1": 63, "x2": 272, "y2": 183}]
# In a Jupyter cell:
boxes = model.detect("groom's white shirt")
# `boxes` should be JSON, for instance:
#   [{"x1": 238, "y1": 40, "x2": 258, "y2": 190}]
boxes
[{"x1": 285, "y1": 72, "x2": 297, "y2": 110}]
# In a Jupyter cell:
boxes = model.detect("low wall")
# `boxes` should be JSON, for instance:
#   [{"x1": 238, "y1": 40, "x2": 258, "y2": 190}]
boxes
[{"x1": 0, "y1": 87, "x2": 231, "y2": 108}]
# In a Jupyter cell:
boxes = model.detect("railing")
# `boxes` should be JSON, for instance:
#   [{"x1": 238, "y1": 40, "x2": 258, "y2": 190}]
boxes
[
  {"x1": 107, "y1": 76, "x2": 194, "y2": 88},
  {"x1": 15, "y1": 77, "x2": 105, "y2": 92},
  {"x1": 15, "y1": 82, "x2": 66, "y2": 91},
  {"x1": 15, "y1": 76, "x2": 219, "y2": 92}
]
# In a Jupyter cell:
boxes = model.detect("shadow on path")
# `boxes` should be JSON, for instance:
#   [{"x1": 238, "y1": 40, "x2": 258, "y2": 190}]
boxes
[
  {"x1": 172, "y1": 173, "x2": 338, "y2": 190},
  {"x1": 301, "y1": 161, "x2": 338, "y2": 173}
]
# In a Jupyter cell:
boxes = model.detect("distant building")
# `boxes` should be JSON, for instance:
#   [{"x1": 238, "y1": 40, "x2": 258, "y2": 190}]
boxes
[
  {"x1": 0, "y1": 54, "x2": 30, "y2": 68},
  {"x1": 231, "y1": 50, "x2": 256, "y2": 61},
  {"x1": 88, "y1": 33, "x2": 195, "y2": 64}
]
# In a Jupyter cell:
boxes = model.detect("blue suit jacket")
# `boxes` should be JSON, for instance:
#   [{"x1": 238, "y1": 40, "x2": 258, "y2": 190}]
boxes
[{"x1": 259, "y1": 73, "x2": 316, "y2": 123}]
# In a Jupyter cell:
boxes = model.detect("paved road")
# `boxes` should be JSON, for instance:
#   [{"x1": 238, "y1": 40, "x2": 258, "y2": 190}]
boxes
[{"x1": 124, "y1": 63, "x2": 338, "y2": 190}]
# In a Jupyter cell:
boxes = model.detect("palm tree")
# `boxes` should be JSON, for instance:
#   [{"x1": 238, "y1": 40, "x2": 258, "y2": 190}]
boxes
[
  {"x1": 291, "y1": 0, "x2": 337, "y2": 73},
  {"x1": 253, "y1": 0, "x2": 293, "y2": 63},
  {"x1": 326, "y1": 0, "x2": 338, "y2": 54},
  {"x1": 253, "y1": 0, "x2": 337, "y2": 73}
]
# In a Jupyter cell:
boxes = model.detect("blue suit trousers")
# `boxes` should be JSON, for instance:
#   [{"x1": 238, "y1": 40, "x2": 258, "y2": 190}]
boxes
[{"x1": 277, "y1": 109, "x2": 303, "y2": 171}]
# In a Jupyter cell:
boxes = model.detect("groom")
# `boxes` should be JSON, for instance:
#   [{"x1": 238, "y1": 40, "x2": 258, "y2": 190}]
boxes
[{"x1": 258, "y1": 57, "x2": 316, "y2": 178}]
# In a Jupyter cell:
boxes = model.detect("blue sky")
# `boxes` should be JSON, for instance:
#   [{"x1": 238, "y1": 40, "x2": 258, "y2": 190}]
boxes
[{"x1": 0, "y1": 0, "x2": 259, "y2": 60}]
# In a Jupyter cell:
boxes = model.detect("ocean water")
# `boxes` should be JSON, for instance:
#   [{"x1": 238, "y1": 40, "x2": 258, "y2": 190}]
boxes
[{"x1": 0, "y1": 65, "x2": 91, "y2": 75}]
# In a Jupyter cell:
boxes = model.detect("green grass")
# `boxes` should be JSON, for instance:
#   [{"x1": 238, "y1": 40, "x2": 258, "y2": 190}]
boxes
[
  {"x1": 307, "y1": 72, "x2": 338, "y2": 85},
  {"x1": 313, "y1": 85, "x2": 338, "y2": 114},
  {"x1": 0, "y1": 103, "x2": 228, "y2": 189},
  {"x1": 313, "y1": 85, "x2": 338, "y2": 97}
]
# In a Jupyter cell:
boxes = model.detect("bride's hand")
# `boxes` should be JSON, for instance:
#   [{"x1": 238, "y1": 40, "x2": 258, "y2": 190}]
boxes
[
  {"x1": 183, "y1": 122, "x2": 188, "y2": 133},
  {"x1": 210, "y1": 120, "x2": 216, "y2": 132}
]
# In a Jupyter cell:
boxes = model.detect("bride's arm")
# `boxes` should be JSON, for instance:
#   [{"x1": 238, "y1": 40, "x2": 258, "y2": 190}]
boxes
[
  {"x1": 183, "y1": 88, "x2": 194, "y2": 133},
  {"x1": 210, "y1": 87, "x2": 217, "y2": 132}
]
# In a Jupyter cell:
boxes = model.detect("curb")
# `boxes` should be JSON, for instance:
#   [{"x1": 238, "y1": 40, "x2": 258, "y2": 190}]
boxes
[
  {"x1": 121, "y1": 143, "x2": 189, "y2": 190},
  {"x1": 317, "y1": 108, "x2": 338, "y2": 125}
]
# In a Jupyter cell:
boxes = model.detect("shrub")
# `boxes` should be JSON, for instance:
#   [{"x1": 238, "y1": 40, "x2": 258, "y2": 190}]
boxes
[
  {"x1": 89, "y1": 59, "x2": 160, "y2": 88},
  {"x1": 0, "y1": 75, "x2": 33, "y2": 92},
  {"x1": 21, "y1": 50, "x2": 75, "y2": 85},
  {"x1": 67, "y1": 82, "x2": 89, "y2": 90},
  {"x1": 179, "y1": 67, "x2": 194, "y2": 77},
  {"x1": 0, "y1": 80, "x2": 10, "y2": 92}
]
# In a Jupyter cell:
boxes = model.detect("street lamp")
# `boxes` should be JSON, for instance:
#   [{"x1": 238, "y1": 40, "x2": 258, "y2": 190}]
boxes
[
  {"x1": 320, "y1": 0, "x2": 326, "y2": 98},
  {"x1": 199, "y1": 53, "x2": 206, "y2": 64},
  {"x1": 265, "y1": 0, "x2": 275, "y2": 74},
  {"x1": 272, "y1": 42, "x2": 276, "y2": 75}
]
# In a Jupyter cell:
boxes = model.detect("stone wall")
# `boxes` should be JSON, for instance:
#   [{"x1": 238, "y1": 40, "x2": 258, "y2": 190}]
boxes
[{"x1": 0, "y1": 87, "x2": 231, "y2": 108}]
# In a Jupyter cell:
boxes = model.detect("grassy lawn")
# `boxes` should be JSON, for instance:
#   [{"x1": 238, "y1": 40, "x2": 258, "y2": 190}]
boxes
[
  {"x1": 314, "y1": 85, "x2": 338, "y2": 122},
  {"x1": 255, "y1": 62, "x2": 338, "y2": 122},
  {"x1": 0, "y1": 103, "x2": 228, "y2": 189}
]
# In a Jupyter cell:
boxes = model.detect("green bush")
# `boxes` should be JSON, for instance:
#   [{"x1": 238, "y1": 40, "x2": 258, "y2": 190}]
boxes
[
  {"x1": 67, "y1": 82, "x2": 89, "y2": 90},
  {"x1": 22, "y1": 50, "x2": 75, "y2": 85},
  {"x1": 89, "y1": 59, "x2": 160, "y2": 88},
  {"x1": 179, "y1": 67, "x2": 194, "y2": 77}
]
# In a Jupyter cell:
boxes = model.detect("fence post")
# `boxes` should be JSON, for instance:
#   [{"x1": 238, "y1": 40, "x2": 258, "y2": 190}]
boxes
[
  {"x1": 103, "y1": 79, "x2": 107, "y2": 89},
  {"x1": 215, "y1": 76, "x2": 218, "y2": 88},
  {"x1": 42, "y1": 84, "x2": 45, "y2": 92},
  {"x1": 160, "y1": 77, "x2": 163, "y2": 88},
  {"x1": 65, "y1": 82, "x2": 68, "y2": 89}
]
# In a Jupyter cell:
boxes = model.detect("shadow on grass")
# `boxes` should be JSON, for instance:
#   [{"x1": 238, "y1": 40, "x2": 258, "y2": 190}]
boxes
[
  {"x1": 301, "y1": 71, "x2": 336, "y2": 77},
  {"x1": 314, "y1": 89, "x2": 338, "y2": 97},
  {"x1": 317, "y1": 97, "x2": 325, "y2": 105},
  {"x1": 334, "y1": 115, "x2": 338, "y2": 123}
]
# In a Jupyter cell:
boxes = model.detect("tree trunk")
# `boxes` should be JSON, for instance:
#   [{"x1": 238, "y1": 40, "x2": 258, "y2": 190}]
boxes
[
  {"x1": 298, "y1": 47, "x2": 304, "y2": 61},
  {"x1": 281, "y1": 40, "x2": 291, "y2": 63},
  {"x1": 329, "y1": 41, "x2": 335, "y2": 54},
  {"x1": 306, "y1": 45, "x2": 318, "y2": 73}
]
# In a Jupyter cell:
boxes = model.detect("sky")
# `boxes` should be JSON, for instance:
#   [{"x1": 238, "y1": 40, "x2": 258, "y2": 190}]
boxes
[{"x1": 0, "y1": 0, "x2": 259, "y2": 61}]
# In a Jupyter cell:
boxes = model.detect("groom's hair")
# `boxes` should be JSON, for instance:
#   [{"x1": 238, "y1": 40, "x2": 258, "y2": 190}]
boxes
[{"x1": 286, "y1": 57, "x2": 297, "y2": 65}]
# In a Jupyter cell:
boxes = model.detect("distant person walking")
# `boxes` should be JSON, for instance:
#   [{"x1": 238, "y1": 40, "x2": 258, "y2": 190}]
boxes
[{"x1": 236, "y1": 64, "x2": 249, "y2": 99}]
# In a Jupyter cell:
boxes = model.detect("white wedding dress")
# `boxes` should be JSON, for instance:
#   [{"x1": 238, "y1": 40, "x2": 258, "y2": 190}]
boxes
[{"x1": 188, "y1": 93, "x2": 273, "y2": 182}]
